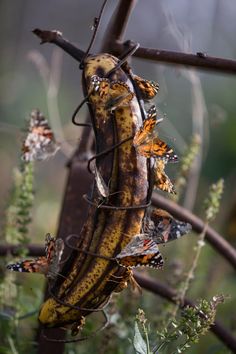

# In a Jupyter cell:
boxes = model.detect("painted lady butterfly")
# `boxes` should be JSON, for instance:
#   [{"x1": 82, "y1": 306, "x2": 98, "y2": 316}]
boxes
[
  {"x1": 90, "y1": 75, "x2": 134, "y2": 111},
  {"x1": 22, "y1": 110, "x2": 60, "y2": 162},
  {"x1": 133, "y1": 75, "x2": 159, "y2": 100},
  {"x1": 6, "y1": 233, "x2": 64, "y2": 279},
  {"x1": 133, "y1": 105, "x2": 162, "y2": 146},
  {"x1": 144, "y1": 208, "x2": 192, "y2": 244},
  {"x1": 116, "y1": 234, "x2": 164, "y2": 269},
  {"x1": 134, "y1": 106, "x2": 178, "y2": 162},
  {"x1": 154, "y1": 159, "x2": 176, "y2": 194}
]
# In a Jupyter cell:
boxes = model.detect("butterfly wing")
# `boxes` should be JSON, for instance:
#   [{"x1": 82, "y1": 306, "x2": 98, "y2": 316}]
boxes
[
  {"x1": 22, "y1": 110, "x2": 59, "y2": 162},
  {"x1": 94, "y1": 165, "x2": 110, "y2": 198},
  {"x1": 136, "y1": 136, "x2": 178, "y2": 162},
  {"x1": 107, "y1": 81, "x2": 134, "y2": 109},
  {"x1": 154, "y1": 159, "x2": 176, "y2": 194},
  {"x1": 133, "y1": 105, "x2": 159, "y2": 146},
  {"x1": 6, "y1": 257, "x2": 49, "y2": 275},
  {"x1": 133, "y1": 75, "x2": 159, "y2": 100},
  {"x1": 44, "y1": 233, "x2": 64, "y2": 278},
  {"x1": 150, "y1": 208, "x2": 192, "y2": 243},
  {"x1": 116, "y1": 234, "x2": 164, "y2": 269}
]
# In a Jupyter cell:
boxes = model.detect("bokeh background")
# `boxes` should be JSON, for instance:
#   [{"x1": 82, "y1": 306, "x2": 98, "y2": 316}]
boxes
[{"x1": 0, "y1": 0, "x2": 236, "y2": 353}]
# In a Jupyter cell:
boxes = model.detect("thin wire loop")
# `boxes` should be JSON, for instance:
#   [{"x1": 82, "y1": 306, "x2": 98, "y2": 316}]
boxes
[
  {"x1": 83, "y1": 194, "x2": 152, "y2": 210},
  {"x1": 72, "y1": 92, "x2": 93, "y2": 126},
  {"x1": 106, "y1": 42, "x2": 140, "y2": 78},
  {"x1": 65, "y1": 234, "x2": 117, "y2": 262},
  {"x1": 79, "y1": 0, "x2": 109, "y2": 69},
  {"x1": 87, "y1": 135, "x2": 133, "y2": 173}
]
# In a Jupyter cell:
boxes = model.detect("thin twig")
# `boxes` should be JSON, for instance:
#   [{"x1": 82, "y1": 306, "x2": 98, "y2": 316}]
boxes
[
  {"x1": 152, "y1": 193, "x2": 236, "y2": 269},
  {"x1": 134, "y1": 272, "x2": 236, "y2": 353}
]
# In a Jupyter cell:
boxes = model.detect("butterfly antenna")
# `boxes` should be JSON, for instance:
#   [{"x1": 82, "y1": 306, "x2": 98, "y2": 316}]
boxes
[{"x1": 79, "y1": 0, "x2": 109, "y2": 70}]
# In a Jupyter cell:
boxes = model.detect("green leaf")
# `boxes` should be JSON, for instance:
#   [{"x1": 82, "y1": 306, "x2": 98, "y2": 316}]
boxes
[{"x1": 133, "y1": 321, "x2": 147, "y2": 354}]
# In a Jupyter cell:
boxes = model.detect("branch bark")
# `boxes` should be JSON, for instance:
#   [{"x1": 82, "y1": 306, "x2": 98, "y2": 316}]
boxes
[
  {"x1": 134, "y1": 272, "x2": 236, "y2": 353},
  {"x1": 116, "y1": 43, "x2": 236, "y2": 75},
  {"x1": 152, "y1": 193, "x2": 236, "y2": 269}
]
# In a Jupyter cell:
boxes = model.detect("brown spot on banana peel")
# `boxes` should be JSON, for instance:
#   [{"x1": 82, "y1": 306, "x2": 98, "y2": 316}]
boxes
[{"x1": 39, "y1": 53, "x2": 150, "y2": 327}]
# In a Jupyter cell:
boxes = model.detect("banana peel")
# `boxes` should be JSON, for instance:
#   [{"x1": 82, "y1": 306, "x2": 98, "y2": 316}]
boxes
[{"x1": 39, "y1": 53, "x2": 150, "y2": 327}]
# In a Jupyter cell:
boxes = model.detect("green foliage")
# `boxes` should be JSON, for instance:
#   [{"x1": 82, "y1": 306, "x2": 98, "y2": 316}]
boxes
[
  {"x1": 133, "y1": 309, "x2": 152, "y2": 354},
  {"x1": 0, "y1": 161, "x2": 35, "y2": 353},
  {"x1": 204, "y1": 179, "x2": 224, "y2": 222},
  {"x1": 4, "y1": 161, "x2": 34, "y2": 248},
  {"x1": 155, "y1": 296, "x2": 225, "y2": 354},
  {"x1": 131, "y1": 297, "x2": 225, "y2": 354}
]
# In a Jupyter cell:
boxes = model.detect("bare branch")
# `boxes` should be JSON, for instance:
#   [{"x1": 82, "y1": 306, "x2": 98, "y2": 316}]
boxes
[
  {"x1": 114, "y1": 42, "x2": 236, "y2": 75},
  {"x1": 133, "y1": 46, "x2": 236, "y2": 75},
  {"x1": 101, "y1": 0, "x2": 137, "y2": 50},
  {"x1": 33, "y1": 29, "x2": 85, "y2": 62},
  {"x1": 152, "y1": 193, "x2": 236, "y2": 269},
  {"x1": 134, "y1": 272, "x2": 236, "y2": 353}
]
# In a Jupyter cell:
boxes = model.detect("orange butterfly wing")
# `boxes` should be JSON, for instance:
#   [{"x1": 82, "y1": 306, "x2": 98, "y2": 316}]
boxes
[
  {"x1": 133, "y1": 75, "x2": 159, "y2": 100},
  {"x1": 133, "y1": 105, "x2": 157, "y2": 146},
  {"x1": 154, "y1": 159, "x2": 176, "y2": 194}
]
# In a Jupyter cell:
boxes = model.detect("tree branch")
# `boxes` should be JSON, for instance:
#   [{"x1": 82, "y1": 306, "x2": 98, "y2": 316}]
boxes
[
  {"x1": 117, "y1": 43, "x2": 236, "y2": 75},
  {"x1": 101, "y1": 0, "x2": 137, "y2": 50},
  {"x1": 134, "y1": 272, "x2": 236, "y2": 353},
  {"x1": 152, "y1": 193, "x2": 236, "y2": 269}
]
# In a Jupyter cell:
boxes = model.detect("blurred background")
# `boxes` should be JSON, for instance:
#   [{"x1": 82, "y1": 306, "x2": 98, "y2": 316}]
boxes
[{"x1": 0, "y1": 0, "x2": 236, "y2": 353}]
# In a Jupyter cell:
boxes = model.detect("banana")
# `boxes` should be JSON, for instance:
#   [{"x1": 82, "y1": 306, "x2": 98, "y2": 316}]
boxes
[{"x1": 39, "y1": 53, "x2": 150, "y2": 327}]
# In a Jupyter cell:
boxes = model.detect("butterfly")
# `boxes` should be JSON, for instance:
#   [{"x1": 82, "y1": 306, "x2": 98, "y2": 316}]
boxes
[
  {"x1": 144, "y1": 208, "x2": 192, "y2": 244},
  {"x1": 133, "y1": 105, "x2": 162, "y2": 146},
  {"x1": 133, "y1": 75, "x2": 159, "y2": 100},
  {"x1": 116, "y1": 234, "x2": 164, "y2": 269},
  {"x1": 133, "y1": 106, "x2": 178, "y2": 162},
  {"x1": 153, "y1": 159, "x2": 176, "y2": 194},
  {"x1": 90, "y1": 75, "x2": 134, "y2": 111},
  {"x1": 22, "y1": 110, "x2": 60, "y2": 162},
  {"x1": 6, "y1": 233, "x2": 64, "y2": 279}
]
